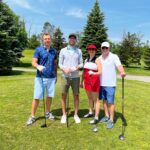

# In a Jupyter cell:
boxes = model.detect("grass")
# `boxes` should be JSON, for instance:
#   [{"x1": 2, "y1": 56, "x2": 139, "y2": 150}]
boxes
[{"x1": 0, "y1": 71, "x2": 150, "y2": 150}]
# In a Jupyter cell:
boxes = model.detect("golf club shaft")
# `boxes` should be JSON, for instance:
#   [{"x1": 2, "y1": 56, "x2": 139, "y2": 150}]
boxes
[{"x1": 121, "y1": 77, "x2": 124, "y2": 135}]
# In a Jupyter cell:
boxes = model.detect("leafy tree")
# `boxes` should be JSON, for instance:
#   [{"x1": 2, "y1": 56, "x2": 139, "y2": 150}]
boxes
[
  {"x1": 28, "y1": 34, "x2": 40, "y2": 49},
  {"x1": 0, "y1": 0, "x2": 28, "y2": 74},
  {"x1": 143, "y1": 46, "x2": 150, "y2": 69},
  {"x1": 51, "y1": 27, "x2": 66, "y2": 54},
  {"x1": 119, "y1": 32, "x2": 142, "y2": 67},
  {"x1": 80, "y1": 0, "x2": 108, "y2": 59}
]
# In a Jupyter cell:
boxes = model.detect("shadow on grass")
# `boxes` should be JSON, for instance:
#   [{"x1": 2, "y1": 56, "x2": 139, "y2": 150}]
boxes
[
  {"x1": 15, "y1": 62, "x2": 32, "y2": 68},
  {"x1": 0, "y1": 70, "x2": 24, "y2": 76}
]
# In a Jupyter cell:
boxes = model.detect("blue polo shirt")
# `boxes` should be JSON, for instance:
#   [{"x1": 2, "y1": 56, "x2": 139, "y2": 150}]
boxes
[{"x1": 33, "y1": 46, "x2": 57, "y2": 78}]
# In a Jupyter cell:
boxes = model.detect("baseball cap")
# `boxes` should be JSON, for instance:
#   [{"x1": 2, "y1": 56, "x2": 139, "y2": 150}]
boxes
[
  {"x1": 86, "y1": 44, "x2": 97, "y2": 51},
  {"x1": 101, "y1": 42, "x2": 110, "y2": 48},
  {"x1": 68, "y1": 33, "x2": 77, "y2": 39}
]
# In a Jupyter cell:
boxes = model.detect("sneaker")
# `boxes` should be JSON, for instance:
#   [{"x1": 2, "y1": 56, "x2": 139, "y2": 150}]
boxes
[
  {"x1": 74, "y1": 115, "x2": 81, "y2": 124},
  {"x1": 107, "y1": 120, "x2": 114, "y2": 129},
  {"x1": 45, "y1": 112, "x2": 55, "y2": 120},
  {"x1": 61, "y1": 115, "x2": 67, "y2": 124},
  {"x1": 84, "y1": 113, "x2": 93, "y2": 118},
  {"x1": 100, "y1": 116, "x2": 109, "y2": 123},
  {"x1": 89, "y1": 119, "x2": 99, "y2": 125},
  {"x1": 26, "y1": 116, "x2": 36, "y2": 125}
]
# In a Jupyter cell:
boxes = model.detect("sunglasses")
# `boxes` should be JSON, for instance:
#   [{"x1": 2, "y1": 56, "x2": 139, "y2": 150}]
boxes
[
  {"x1": 87, "y1": 49, "x2": 96, "y2": 51},
  {"x1": 102, "y1": 47, "x2": 109, "y2": 49}
]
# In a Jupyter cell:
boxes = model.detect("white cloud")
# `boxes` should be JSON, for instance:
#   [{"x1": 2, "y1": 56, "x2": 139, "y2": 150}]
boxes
[
  {"x1": 66, "y1": 8, "x2": 86, "y2": 19},
  {"x1": 11, "y1": 0, "x2": 32, "y2": 9}
]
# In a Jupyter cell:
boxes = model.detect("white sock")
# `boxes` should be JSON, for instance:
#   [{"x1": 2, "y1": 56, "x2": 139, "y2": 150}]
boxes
[{"x1": 95, "y1": 116, "x2": 98, "y2": 120}]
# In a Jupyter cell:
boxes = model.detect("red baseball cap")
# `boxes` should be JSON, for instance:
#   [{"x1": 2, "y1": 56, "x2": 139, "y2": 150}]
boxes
[{"x1": 86, "y1": 44, "x2": 97, "y2": 51}]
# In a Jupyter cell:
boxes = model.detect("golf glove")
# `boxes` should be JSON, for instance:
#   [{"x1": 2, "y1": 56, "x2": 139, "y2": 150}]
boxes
[
  {"x1": 37, "y1": 65, "x2": 45, "y2": 71},
  {"x1": 71, "y1": 66, "x2": 77, "y2": 72},
  {"x1": 88, "y1": 70, "x2": 95, "y2": 75}
]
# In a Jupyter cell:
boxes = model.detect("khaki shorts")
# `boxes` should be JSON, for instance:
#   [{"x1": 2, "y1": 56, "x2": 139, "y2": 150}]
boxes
[{"x1": 61, "y1": 77, "x2": 80, "y2": 94}]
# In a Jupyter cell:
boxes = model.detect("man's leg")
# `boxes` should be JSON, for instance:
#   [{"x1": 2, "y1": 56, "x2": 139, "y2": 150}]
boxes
[
  {"x1": 103, "y1": 100, "x2": 109, "y2": 117},
  {"x1": 31, "y1": 99, "x2": 39, "y2": 117},
  {"x1": 73, "y1": 94, "x2": 79, "y2": 115},
  {"x1": 61, "y1": 93, "x2": 67, "y2": 116},
  {"x1": 108, "y1": 103, "x2": 115, "y2": 121},
  {"x1": 46, "y1": 97, "x2": 52, "y2": 112}
]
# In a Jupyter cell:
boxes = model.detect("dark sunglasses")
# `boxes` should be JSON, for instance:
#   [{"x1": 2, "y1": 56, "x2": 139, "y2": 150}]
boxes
[
  {"x1": 87, "y1": 49, "x2": 96, "y2": 51},
  {"x1": 102, "y1": 47, "x2": 109, "y2": 49}
]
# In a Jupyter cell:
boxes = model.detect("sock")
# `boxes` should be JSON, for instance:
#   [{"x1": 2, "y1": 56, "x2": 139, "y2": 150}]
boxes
[{"x1": 95, "y1": 116, "x2": 98, "y2": 120}]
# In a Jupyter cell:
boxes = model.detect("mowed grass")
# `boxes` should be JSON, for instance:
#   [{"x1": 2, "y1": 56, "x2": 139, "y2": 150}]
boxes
[{"x1": 0, "y1": 72, "x2": 150, "y2": 150}]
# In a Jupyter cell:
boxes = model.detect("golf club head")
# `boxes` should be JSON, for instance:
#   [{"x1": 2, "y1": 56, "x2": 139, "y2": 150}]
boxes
[
  {"x1": 119, "y1": 134, "x2": 125, "y2": 140},
  {"x1": 41, "y1": 123, "x2": 47, "y2": 128},
  {"x1": 92, "y1": 127, "x2": 98, "y2": 133}
]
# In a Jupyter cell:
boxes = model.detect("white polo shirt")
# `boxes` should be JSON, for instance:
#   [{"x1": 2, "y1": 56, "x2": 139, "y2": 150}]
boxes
[{"x1": 99, "y1": 52, "x2": 121, "y2": 87}]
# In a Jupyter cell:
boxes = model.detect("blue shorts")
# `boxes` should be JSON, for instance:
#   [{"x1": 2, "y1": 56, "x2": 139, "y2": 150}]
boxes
[
  {"x1": 34, "y1": 77, "x2": 56, "y2": 100},
  {"x1": 99, "y1": 86, "x2": 116, "y2": 104}
]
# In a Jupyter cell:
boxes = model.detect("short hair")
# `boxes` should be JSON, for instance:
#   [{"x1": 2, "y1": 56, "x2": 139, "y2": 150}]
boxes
[{"x1": 42, "y1": 32, "x2": 51, "y2": 38}]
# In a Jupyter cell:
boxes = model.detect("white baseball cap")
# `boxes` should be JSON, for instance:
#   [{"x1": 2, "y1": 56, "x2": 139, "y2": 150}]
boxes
[{"x1": 101, "y1": 42, "x2": 110, "y2": 48}]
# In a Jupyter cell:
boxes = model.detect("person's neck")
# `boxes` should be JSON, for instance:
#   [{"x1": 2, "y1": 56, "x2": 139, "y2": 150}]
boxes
[
  {"x1": 89, "y1": 55, "x2": 95, "y2": 60},
  {"x1": 45, "y1": 45, "x2": 50, "y2": 50},
  {"x1": 102, "y1": 52, "x2": 109, "y2": 59}
]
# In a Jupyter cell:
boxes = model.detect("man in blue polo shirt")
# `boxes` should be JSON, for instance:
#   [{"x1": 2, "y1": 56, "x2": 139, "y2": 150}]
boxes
[{"x1": 27, "y1": 33, "x2": 57, "y2": 125}]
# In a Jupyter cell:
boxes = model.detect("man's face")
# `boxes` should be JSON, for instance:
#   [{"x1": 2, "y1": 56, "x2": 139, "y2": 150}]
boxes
[
  {"x1": 68, "y1": 36, "x2": 76, "y2": 46},
  {"x1": 43, "y1": 34, "x2": 51, "y2": 47},
  {"x1": 101, "y1": 46, "x2": 110, "y2": 56}
]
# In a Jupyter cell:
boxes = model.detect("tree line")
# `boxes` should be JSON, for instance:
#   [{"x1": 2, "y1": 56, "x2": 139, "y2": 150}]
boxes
[{"x1": 0, "y1": 0, "x2": 150, "y2": 75}]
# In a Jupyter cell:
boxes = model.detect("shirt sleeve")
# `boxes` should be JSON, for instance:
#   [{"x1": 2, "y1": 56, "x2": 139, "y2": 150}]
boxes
[
  {"x1": 78, "y1": 49, "x2": 83, "y2": 68},
  {"x1": 33, "y1": 48, "x2": 39, "y2": 59},
  {"x1": 114, "y1": 54, "x2": 121, "y2": 67},
  {"x1": 58, "y1": 49, "x2": 64, "y2": 69}
]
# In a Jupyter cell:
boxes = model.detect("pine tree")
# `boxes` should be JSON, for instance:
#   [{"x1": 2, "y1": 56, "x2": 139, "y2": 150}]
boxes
[
  {"x1": 52, "y1": 27, "x2": 66, "y2": 54},
  {"x1": 28, "y1": 34, "x2": 40, "y2": 49},
  {"x1": 0, "y1": 1, "x2": 28, "y2": 74},
  {"x1": 80, "y1": 0, "x2": 108, "y2": 59},
  {"x1": 143, "y1": 46, "x2": 150, "y2": 69}
]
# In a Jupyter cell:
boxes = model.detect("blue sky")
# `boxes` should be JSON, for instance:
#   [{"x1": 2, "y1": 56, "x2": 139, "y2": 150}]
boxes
[{"x1": 3, "y1": 0, "x2": 150, "y2": 43}]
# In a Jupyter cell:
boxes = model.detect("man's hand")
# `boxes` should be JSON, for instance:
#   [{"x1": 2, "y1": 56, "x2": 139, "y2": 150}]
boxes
[
  {"x1": 88, "y1": 70, "x2": 95, "y2": 75},
  {"x1": 37, "y1": 65, "x2": 45, "y2": 71},
  {"x1": 62, "y1": 68, "x2": 71, "y2": 74},
  {"x1": 120, "y1": 72, "x2": 126, "y2": 78},
  {"x1": 70, "y1": 66, "x2": 77, "y2": 72}
]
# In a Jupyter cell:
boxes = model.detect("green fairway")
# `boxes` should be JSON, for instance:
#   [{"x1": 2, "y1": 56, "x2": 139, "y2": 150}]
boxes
[{"x1": 0, "y1": 72, "x2": 150, "y2": 150}]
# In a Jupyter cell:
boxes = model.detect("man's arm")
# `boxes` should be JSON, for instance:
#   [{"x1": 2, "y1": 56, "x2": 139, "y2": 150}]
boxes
[{"x1": 117, "y1": 65, "x2": 126, "y2": 77}]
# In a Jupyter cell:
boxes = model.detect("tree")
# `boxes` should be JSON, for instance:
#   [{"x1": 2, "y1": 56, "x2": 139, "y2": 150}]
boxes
[
  {"x1": 51, "y1": 27, "x2": 66, "y2": 54},
  {"x1": 28, "y1": 34, "x2": 40, "y2": 49},
  {"x1": 0, "y1": 1, "x2": 28, "y2": 74},
  {"x1": 119, "y1": 32, "x2": 142, "y2": 67},
  {"x1": 80, "y1": 0, "x2": 108, "y2": 59},
  {"x1": 42, "y1": 21, "x2": 55, "y2": 37},
  {"x1": 143, "y1": 46, "x2": 150, "y2": 69}
]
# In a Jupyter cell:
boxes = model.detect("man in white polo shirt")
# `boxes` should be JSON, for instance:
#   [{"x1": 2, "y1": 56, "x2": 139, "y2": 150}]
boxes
[{"x1": 99, "y1": 41, "x2": 126, "y2": 129}]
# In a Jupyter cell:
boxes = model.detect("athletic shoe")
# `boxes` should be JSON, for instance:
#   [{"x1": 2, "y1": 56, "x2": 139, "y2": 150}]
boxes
[
  {"x1": 61, "y1": 115, "x2": 67, "y2": 124},
  {"x1": 83, "y1": 113, "x2": 93, "y2": 118},
  {"x1": 100, "y1": 116, "x2": 109, "y2": 123},
  {"x1": 74, "y1": 115, "x2": 81, "y2": 124},
  {"x1": 107, "y1": 120, "x2": 114, "y2": 129},
  {"x1": 45, "y1": 112, "x2": 55, "y2": 120},
  {"x1": 26, "y1": 116, "x2": 36, "y2": 125},
  {"x1": 89, "y1": 119, "x2": 99, "y2": 125}
]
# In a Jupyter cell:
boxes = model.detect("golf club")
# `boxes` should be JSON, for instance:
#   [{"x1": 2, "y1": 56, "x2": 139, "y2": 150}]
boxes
[
  {"x1": 119, "y1": 77, "x2": 125, "y2": 140},
  {"x1": 41, "y1": 77, "x2": 47, "y2": 128}
]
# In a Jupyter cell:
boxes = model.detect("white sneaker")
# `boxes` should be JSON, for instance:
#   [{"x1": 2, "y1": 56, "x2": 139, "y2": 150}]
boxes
[
  {"x1": 26, "y1": 116, "x2": 36, "y2": 125},
  {"x1": 74, "y1": 115, "x2": 81, "y2": 124},
  {"x1": 45, "y1": 112, "x2": 55, "y2": 120},
  {"x1": 61, "y1": 115, "x2": 67, "y2": 124}
]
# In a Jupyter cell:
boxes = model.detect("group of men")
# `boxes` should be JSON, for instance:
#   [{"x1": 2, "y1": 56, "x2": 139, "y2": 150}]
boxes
[{"x1": 26, "y1": 32, "x2": 125, "y2": 129}]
